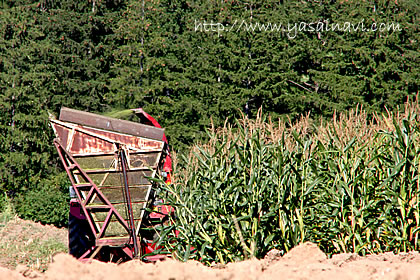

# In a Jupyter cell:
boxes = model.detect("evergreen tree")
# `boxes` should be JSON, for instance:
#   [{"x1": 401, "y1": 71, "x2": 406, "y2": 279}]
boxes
[
  {"x1": 0, "y1": 0, "x2": 126, "y2": 224},
  {"x1": 0, "y1": 0, "x2": 418, "y2": 225}
]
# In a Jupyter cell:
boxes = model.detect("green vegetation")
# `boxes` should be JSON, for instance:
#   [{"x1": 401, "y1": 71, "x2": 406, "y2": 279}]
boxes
[
  {"x1": 0, "y1": 199, "x2": 67, "y2": 271},
  {"x1": 0, "y1": 194, "x2": 16, "y2": 226},
  {"x1": 0, "y1": 0, "x2": 418, "y2": 251},
  {"x1": 22, "y1": 237, "x2": 67, "y2": 271},
  {"x1": 0, "y1": 220, "x2": 67, "y2": 271},
  {"x1": 156, "y1": 101, "x2": 420, "y2": 264},
  {"x1": 14, "y1": 176, "x2": 69, "y2": 228}
]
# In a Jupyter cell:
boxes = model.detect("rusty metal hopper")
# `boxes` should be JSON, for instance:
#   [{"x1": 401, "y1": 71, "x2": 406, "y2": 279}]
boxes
[{"x1": 50, "y1": 107, "x2": 166, "y2": 251}]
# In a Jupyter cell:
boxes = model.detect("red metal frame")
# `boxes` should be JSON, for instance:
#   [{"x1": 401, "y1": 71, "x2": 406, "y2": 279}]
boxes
[
  {"x1": 54, "y1": 139, "x2": 138, "y2": 259},
  {"x1": 51, "y1": 108, "x2": 174, "y2": 262}
]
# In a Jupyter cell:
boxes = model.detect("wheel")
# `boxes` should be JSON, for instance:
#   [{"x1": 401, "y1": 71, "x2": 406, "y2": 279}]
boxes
[{"x1": 68, "y1": 213, "x2": 95, "y2": 259}]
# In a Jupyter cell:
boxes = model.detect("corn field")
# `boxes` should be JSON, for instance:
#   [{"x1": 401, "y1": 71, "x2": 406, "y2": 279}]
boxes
[{"x1": 155, "y1": 100, "x2": 420, "y2": 265}]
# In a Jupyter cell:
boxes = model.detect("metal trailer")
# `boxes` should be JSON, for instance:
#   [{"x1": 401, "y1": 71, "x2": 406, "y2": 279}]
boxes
[{"x1": 50, "y1": 107, "x2": 173, "y2": 262}]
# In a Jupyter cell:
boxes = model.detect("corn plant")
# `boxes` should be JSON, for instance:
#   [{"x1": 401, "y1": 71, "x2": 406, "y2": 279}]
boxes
[
  {"x1": 155, "y1": 116, "x2": 312, "y2": 264},
  {"x1": 155, "y1": 102, "x2": 420, "y2": 264},
  {"x1": 375, "y1": 115, "x2": 420, "y2": 252}
]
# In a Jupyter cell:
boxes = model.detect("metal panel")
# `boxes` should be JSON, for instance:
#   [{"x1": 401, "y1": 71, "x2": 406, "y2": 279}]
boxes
[
  {"x1": 50, "y1": 108, "x2": 166, "y2": 252},
  {"x1": 59, "y1": 107, "x2": 164, "y2": 141},
  {"x1": 79, "y1": 171, "x2": 154, "y2": 187},
  {"x1": 91, "y1": 186, "x2": 150, "y2": 204},
  {"x1": 74, "y1": 153, "x2": 161, "y2": 170},
  {"x1": 50, "y1": 120, "x2": 164, "y2": 155}
]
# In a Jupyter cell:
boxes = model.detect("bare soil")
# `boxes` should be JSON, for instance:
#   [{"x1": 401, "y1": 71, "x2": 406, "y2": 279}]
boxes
[
  {"x1": 1, "y1": 219, "x2": 419, "y2": 280},
  {"x1": 0, "y1": 217, "x2": 67, "y2": 271}
]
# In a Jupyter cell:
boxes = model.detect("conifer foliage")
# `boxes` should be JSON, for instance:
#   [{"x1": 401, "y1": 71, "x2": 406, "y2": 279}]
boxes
[{"x1": 0, "y1": 0, "x2": 418, "y2": 225}]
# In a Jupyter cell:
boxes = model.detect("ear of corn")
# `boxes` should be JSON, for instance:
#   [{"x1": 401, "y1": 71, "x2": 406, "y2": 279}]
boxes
[{"x1": 156, "y1": 101, "x2": 420, "y2": 264}]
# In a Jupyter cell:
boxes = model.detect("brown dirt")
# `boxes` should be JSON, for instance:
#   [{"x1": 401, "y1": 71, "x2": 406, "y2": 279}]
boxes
[
  {"x1": 0, "y1": 217, "x2": 67, "y2": 270},
  {"x1": 1, "y1": 219, "x2": 419, "y2": 280}
]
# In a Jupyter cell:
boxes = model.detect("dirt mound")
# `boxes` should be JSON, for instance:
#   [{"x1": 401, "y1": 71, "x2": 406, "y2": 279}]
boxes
[
  {"x1": 0, "y1": 217, "x2": 417, "y2": 280},
  {"x1": 1, "y1": 241, "x2": 420, "y2": 280},
  {"x1": 282, "y1": 241, "x2": 326, "y2": 263}
]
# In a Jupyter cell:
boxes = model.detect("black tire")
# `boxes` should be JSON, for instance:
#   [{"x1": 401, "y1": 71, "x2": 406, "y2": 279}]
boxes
[{"x1": 68, "y1": 213, "x2": 95, "y2": 259}]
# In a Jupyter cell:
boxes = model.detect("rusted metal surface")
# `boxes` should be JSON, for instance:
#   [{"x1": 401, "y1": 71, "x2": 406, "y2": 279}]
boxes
[
  {"x1": 77, "y1": 171, "x2": 154, "y2": 187},
  {"x1": 91, "y1": 186, "x2": 149, "y2": 204},
  {"x1": 96, "y1": 237, "x2": 134, "y2": 247},
  {"x1": 75, "y1": 153, "x2": 159, "y2": 170},
  {"x1": 59, "y1": 107, "x2": 164, "y2": 141},
  {"x1": 51, "y1": 119, "x2": 164, "y2": 155},
  {"x1": 50, "y1": 108, "x2": 167, "y2": 259},
  {"x1": 54, "y1": 139, "x2": 131, "y2": 237},
  {"x1": 119, "y1": 149, "x2": 139, "y2": 256}
]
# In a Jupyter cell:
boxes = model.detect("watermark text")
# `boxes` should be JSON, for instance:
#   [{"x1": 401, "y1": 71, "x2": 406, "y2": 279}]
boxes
[{"x1": 194, "y1": 19, "x2": 402, "y2": 39}]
